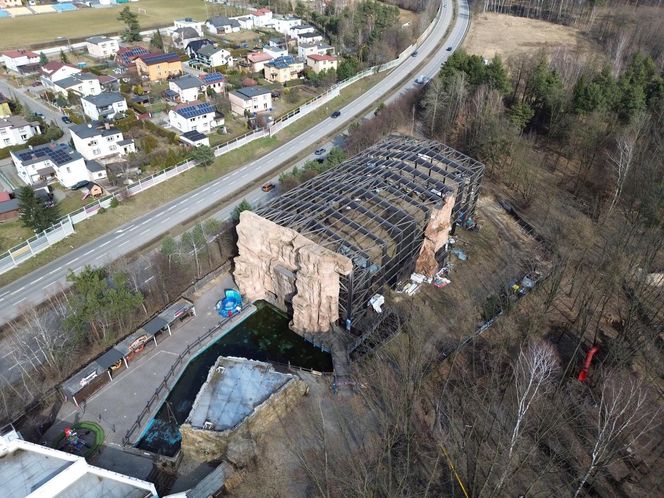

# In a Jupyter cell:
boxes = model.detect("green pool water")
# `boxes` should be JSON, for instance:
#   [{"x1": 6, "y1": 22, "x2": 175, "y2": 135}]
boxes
[{"x1": 136, "y1": 301, "x2": 333, "y2": 456}]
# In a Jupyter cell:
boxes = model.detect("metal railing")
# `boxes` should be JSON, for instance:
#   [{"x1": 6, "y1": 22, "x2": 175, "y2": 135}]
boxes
[{"x1": 122, "y1": 307, "x2": 250, "y2": 447}]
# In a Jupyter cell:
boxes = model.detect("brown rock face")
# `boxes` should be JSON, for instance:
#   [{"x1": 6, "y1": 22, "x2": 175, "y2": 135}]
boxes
[
  {"x1": 234, "y1": 211, "x2": 353, "y2": 333},
  {"x1": 415, "y1": 194, "x2": 455, "y2": 277}
]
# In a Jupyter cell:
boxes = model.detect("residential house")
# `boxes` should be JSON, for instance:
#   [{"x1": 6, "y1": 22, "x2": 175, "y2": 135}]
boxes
[
  {"x1": 0, "y1": 93, "x2": 10, "y2": 117},
  {"x1": 271, "y1": 15, "x2": 302, "y2": 36},
  {"x1": 168, "y1": 72, "x2": 225, "y2": 103},
  {"x1": 98, "y1": 74, "x2": 119, "y2": 91},
  {"x1": 168, "y1": 101, "x2": 224, "y2": 134},
  {"x1": 194, "y1": 44, "x2": 233, "y2": 68},
  {"x1": 205, "y1": 16, "x2": 241, "y2": 35},
  {"x1": 39, "y1": 61, "x2": 81, "y2": 89},
  {"x1": 0, "y1": 49, "x2": 40, "y2": 73},
  {"x1": 115, "y1": 46, "x2": 150, "y2": 67},
  {"x1": 263, "y1": 44, "x2": 287, "y2": 59},
  {"x1": 297, "y1": 32, "x2": 325, "y2": 45},
  {"x1": 185, "y1": 39, "x2": 214, "y2": 59},
  {"x1": 290, "y1": 24, "x2": 316, "y2": 39},
  {"x1": 174, "y1": 18, "x2": 205, "y2": 37},
  {"x1": 0, "y1": 191, "x2": 19, "y2": 222},
  {"x1": 231, "y1": 15, "x2": 254, "y2": 30},
  {"x1": 171, "y1": 27, "x2": 201, "y2": 50},
  {"x1": 169, "y1": 75, "x2": 203, "y2": 103},
  {"x1": 298, "y1": 42, "x2": 335, "y2": 59},
  {"x1": 11, "y1": 143, "x2": 90, "y2": 187},
  {"x1": 70, "y1": 122, "x2": 135, "y2": 163},
  {"x1": 0, "y1": 116, "x2": 41, "y2": 147},
  {"x1": 200, "y1": 72, "x2": 225, "y2": 94},
  {"x1": 81, "y1": 92, "x2": 128, "y2": 121},
  {"x1": 247, "y1": 51, "x2": 273, "y2": 73},
  {"x1": 251, "y1": 8, "x2": 273, "y2": 28},
  {"x1": 135, "y1": 53, "x2": 182, "y2": 82},
  {"x1": 229, "y1": 86, "x2": 272, "y2": 115},
  {"x1": 264, "y1": 55, "x2": 304, "y2": 83},
  {"x1": 0, "y1": 0, "x2": 22, "y2": 8},
  {"x1": 306, "y1": 54, "x2": 338, "y2": 74},
  {"x1": 52, "y1": 73, "x2": 102, "y2": 97},
  {"x1": 86, "y1": 36, "x2": 120, "y2": 59}
]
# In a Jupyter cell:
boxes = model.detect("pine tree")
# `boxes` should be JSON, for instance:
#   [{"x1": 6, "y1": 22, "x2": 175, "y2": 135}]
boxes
[
  {"x1": 150, "y1": 30, "x2": 164, "y2": 51},
  {"x1": 118, "y1": 7, "x2": 141, "y2": 43},
  {"x1": 39, "y1": 52, "x2": 48, "y2": 66},
  {"x1": 60, "y1": 49, "x2": 69, "y2": 64},
  {"x1": 17, "y1": 186, "x2": 59, "y2": 233}
]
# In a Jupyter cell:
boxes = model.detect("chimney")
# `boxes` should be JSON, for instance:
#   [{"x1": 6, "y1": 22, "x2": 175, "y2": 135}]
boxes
[{"x1": 104, "y1": 122, "x2": 110, "y2": 130}]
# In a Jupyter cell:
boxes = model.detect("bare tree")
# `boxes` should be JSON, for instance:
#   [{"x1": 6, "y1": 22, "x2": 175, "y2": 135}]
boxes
[{"x1": 573, "y1": 375, "x2": 661, "y2": 498}]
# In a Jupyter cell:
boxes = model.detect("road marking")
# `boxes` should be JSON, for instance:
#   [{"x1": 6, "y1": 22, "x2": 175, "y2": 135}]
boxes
[
  {"x1": 0, "y1": 291, "x2": 8, "y2": 299},
  {"x1": 69, "y1": 257, "x2": 79, "y2": 264},
  {"x1": 45, "y1": 281, "x2": 57, "y2": 288},
  {"x1": 160, "y1": 216, "x2": 171, "y2": 224},
  {"x1": 118, "y1": 240, "x2": 129, "y2": 247},
  {"x1": 83, "y1": 249, "x2": 95, "y2": 256},
  {"x1": 48, "y1": 269, "x2": 59, "y2": 276},
  {"x1": 10, "y1": 286, "x2": 25, "y2": 295},
  {"x1": 195, "y1": 198, "x2": 206, "y2": 204},
  {"x1": 145, "y1": 276, "x2": 155, "y2": 283},
  {"x1": 201, "y1": 186, "x2": 211, "y2": 192},
  {"x1": 99, "y1": 240, "x2": 111, "y2": 247},
  {"x1": 33, "y1": 276, "x2": 44, "y2": 283},
  {"x1": 139, "y1": 219, "x2": 150, "y2": 226},
  {"x1": 14, "y1": 297, "x2": 25, "y2": 305}
]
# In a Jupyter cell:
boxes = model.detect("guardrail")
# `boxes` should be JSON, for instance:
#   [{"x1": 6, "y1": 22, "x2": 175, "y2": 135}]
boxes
[{"x1": 0, "y1": 0, "x2": 448, "y2": 277}]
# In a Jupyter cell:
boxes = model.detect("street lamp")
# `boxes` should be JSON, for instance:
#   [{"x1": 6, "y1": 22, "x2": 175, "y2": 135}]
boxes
[{"x1": 56, "y1": 36, "x2": 72, "y2": 54}]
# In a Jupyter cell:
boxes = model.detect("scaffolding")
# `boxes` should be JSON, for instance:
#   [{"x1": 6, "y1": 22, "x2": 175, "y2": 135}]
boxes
[{"x1": 256, "y1": 136, "x2": 485, "y2": 328}]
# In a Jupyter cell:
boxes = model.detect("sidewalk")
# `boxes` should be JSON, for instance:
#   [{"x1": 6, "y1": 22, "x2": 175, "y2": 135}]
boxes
[{"x1": 43, "y1": 272, "x2": 240, "y2": 449}]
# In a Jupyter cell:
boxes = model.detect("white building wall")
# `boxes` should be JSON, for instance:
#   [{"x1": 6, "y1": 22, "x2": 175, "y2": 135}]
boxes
[
  {"x1": 71, "y1": 129, "x2": 132, "y2": 161},
  {"x1": 1, "y1": 54, "x2": 39, "y2": 72},
  {"x1": 168, "y1": 110, "x2": 218, "y2": 134},
  {"x1": 54, "y1": 78, "x2": 102, "y2": 97},
  {"x1": 0, "y1": 123, "x2": 40, "y2": 147},
  {"x1": 86, "y1": 39, "x2": 119, "y2": 59},
  {"x1": 81, "y1": 99, "x2": 128, "y2": 121}
]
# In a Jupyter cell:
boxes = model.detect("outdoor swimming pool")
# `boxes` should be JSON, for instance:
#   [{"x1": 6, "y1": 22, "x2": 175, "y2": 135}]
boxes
[{"x1": 136, "y1": 301, "x2": 332, "y2": 456}]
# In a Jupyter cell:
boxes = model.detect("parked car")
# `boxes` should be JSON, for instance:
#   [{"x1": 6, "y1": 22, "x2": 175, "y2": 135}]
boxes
[
  {"x1": 331, "y1": 110, "x2": 341, "y2": 118},
  {"x1": 70, "y1": 180, "x2": 90, "y2": 190},
  {"x1": 315, "y1": 148, "x2": 326, "y2": 156},
  {"x1": 411, "y1": 50, "x2": 418, "y2": 57},
  {"x1": 34, "y1": 112, "x2": 44, "y2": 118},
  {"x1": 415, "y1": 75, "x2": 430, "y2": 85},
  {"x1": 61, "y1": 116, "x2": 72, "y2": 124},
  {"x1": 446, "y1": 46, "x2": 453, "y2": 51},
  {"x1": 262, "y1": 182, "x2": 275, "y2": 192}
]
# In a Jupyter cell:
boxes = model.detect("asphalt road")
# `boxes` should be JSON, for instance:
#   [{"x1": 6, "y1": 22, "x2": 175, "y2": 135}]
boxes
[
  {"x1": 0, "y1": 0, "x2": 470, "y2": 325},
  {"x1": 0, "y1": 79, "x2": 67, "y2": 131}
]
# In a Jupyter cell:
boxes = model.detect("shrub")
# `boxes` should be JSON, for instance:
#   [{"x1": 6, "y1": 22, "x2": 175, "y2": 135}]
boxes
[{"x1": 110, "y1": 197, "x2": 119, "y2": 208}]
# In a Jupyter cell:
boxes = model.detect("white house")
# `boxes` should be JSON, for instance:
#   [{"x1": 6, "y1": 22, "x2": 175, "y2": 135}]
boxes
[
  {"x1": 229, "y1": 86, "x2": 272, "y2": 115},
  {"x1": 53, "y1": 73, "x2": 102, "y2": 97},
  {"x1": 199, "y1": 72, "x2": 225, "y2": 94},
  {"x1": 205, "y1": 16, "x2": 241, "y2": 35},
  {"x1": 0, "y1": 115, "x2": 41, "y2": 147},
  {"x1": 195, "y1": 45, "x2": 233, "y2": 68},
  {"x1": 86, "y1": 36, "x2": 120, "y2": 59},
  {"x1": 70, "y1": 123, "x2": 135, "y2": 162},
  {"x1": 290, "y1": 24, "x2": 316, "y2": 39},
  {"x1": 168, "y1": 75, "x2": 203, "y2": 103},
  {"x1": 271, "y1": 14, "x2": 302, "y2": 36},
  {"x1": 11, "y1": 143, "x2": 90, "y2": 187},
  {"x1": 81, "y1": 92, "x2": 128, "y2": 121},
  {"x1": 297, "y1": 32, "x2": 325, "y2": 45},
  {"x1": 174, "y1": 18, "x2": 205, "y2": 37},
  {"x1": 263, "y1": 44, "x2": 288, "y2": 59},
  {"x1": 230, "y1": 15, "x2": 254, "y2": 30},
  {"x1": 168, "y1": 100, "x2": 224, "y2": 134},
  {"x1": 298, "y1": 42, "x2": 335, "y2": 59},
  {"x1": 0, "y1": 49, "x2": 40, "y2": 73},
  {"x1": 39, "y1": 61, "x2": 81, "y2": 88},
  {"x1": 251, "y1": 8, "x2": 273, "y2": 28}
]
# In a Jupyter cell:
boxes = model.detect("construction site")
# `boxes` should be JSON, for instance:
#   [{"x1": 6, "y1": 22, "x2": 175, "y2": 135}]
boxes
[{"x1": 233, "y1": 136, "x2": 485, "y2": 335}]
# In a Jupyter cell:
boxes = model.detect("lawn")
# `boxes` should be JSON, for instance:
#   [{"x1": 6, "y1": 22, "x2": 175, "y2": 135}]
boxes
[
  {"x1": 0, "y1": 0, "x2": 207, "y2": 50},
  {"x1": 0, "y1": 220, "x2": 33, "y2": 253}
]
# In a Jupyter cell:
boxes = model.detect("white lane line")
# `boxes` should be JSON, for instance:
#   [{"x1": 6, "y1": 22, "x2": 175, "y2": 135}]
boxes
[
  {"x1": 195, "y1": 198, "x2": 206, "y2": 204},
  {"x1": 118, "y1": 240, "x2": 129, "y2": 247},
  {"x1": 83, "y1": 249, "x2": 95, "y2": 256},
  {"x1": 48, "y1": 268, "x2": 59, "y2": 276},
  {"x1": 139, "y1": 219, "x2": 151, "y2": 226},
  {"x1": 45, "y1": 281, "x2": 57, "y2": 288},
  {"x1": 14, "y1": 297, "x2": 25, "y2": 305},
  {"x1": 0, "y1": 291, "x2": 9, "y2": 299},
  {"x1": 99, "y1": 240, "x2": 111, "y2": 247},
  {"x1": 69, "y1": 257, "x2": 79, "y2": 264},
  {"x1": 201, "y1": 186, "x2": 211, "y2": 192},
  {"x1": 33, "y1": 276, "x2": 44, "y2": 283},
  {"x1": 160, "y1": 216, "x2": 171, "y2": 224},
  {"x1": 10, "y1": 286, "x2": 25, "y2": 295},
  {"x1": 145, "y1": 276, "x2": 155, "y2": 283}
]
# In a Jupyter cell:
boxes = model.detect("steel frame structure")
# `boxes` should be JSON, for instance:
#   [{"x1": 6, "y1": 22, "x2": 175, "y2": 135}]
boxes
[{"x1": 256, "y1": 136, "x2": 485, "y2": 328}]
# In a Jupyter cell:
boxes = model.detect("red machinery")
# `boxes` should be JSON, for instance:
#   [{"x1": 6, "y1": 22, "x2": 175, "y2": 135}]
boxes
[{"x1": 578, "y1": 345, "x2": 600, "y2": 382}]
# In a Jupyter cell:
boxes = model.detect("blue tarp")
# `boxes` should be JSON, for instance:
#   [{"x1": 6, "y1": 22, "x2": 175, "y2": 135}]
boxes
[{"x1": 216, "y1": 289, "x2": 242, "y2": 317}]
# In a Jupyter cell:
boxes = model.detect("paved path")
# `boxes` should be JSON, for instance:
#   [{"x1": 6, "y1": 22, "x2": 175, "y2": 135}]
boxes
[
  {"x1": 0, "y1": 79, "x2": 67, "y2": 132},
  {"x1": 43, "y1": 272, "x2": 241, "y2": 448},
  {"x1": 0, "y1": 0, "x2": 469, "y2": 325}
]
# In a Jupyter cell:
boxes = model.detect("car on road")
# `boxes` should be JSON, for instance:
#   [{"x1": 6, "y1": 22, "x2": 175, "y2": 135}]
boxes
[
  {"x1": 61, "y1": 116, "x2": 72, "y2": 124},
  {"x1": 411, "y1": 50, "x2": 418, "y2": 57},
  {"x1": 315, "y1": 148, "x2": 326, "y2": 156},
  {"x1": 415, "y1": 75, "x2": 430, "y2": 85},
  {"x1": 262, "y1": 182, "x2": 275, "y2": 192},
  {"x1": 34, "y1": 112, "x2": 44, "y2": 119},
  {"x1": 446, "y1": 46, "x2": 453, "y2": 51},
  {"x1": 331, "y1": 110, "x2": 341, "y2": 118}
]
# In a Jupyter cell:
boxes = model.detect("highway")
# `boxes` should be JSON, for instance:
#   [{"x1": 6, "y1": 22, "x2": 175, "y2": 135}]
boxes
[{"x1": 0, "y1": 0, "x2": 470, "y2": 325}]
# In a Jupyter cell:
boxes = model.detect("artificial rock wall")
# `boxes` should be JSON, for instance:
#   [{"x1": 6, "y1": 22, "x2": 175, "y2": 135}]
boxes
[
  {"x1": 415, "y1": 194, "x2": 455, "y2": 277},
  {"x1": 234, "y1": 211, "x2": 353, "y2": 334},
  {"x1": 180, "y1": 375, "x2": 308, "y2": 463}
]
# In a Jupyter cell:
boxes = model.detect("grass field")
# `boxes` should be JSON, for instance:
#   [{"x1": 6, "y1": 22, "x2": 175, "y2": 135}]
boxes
[
  {"x1": 463, "y1": 13, "x2": 600, "y2": 60},
  {"x1": 0, "y1": 0, "x2": 207, "y2": 50}
]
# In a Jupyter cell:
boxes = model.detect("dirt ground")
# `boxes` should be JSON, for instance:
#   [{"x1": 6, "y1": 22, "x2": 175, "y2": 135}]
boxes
[{"x1": 463, "y1": 13, "x2": 600, "y2": 60}]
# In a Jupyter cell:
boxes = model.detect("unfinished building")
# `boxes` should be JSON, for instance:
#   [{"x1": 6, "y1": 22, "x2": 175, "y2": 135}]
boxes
[{"x1": 234, "y1": 136, "x2": 485, "y2": 333}]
